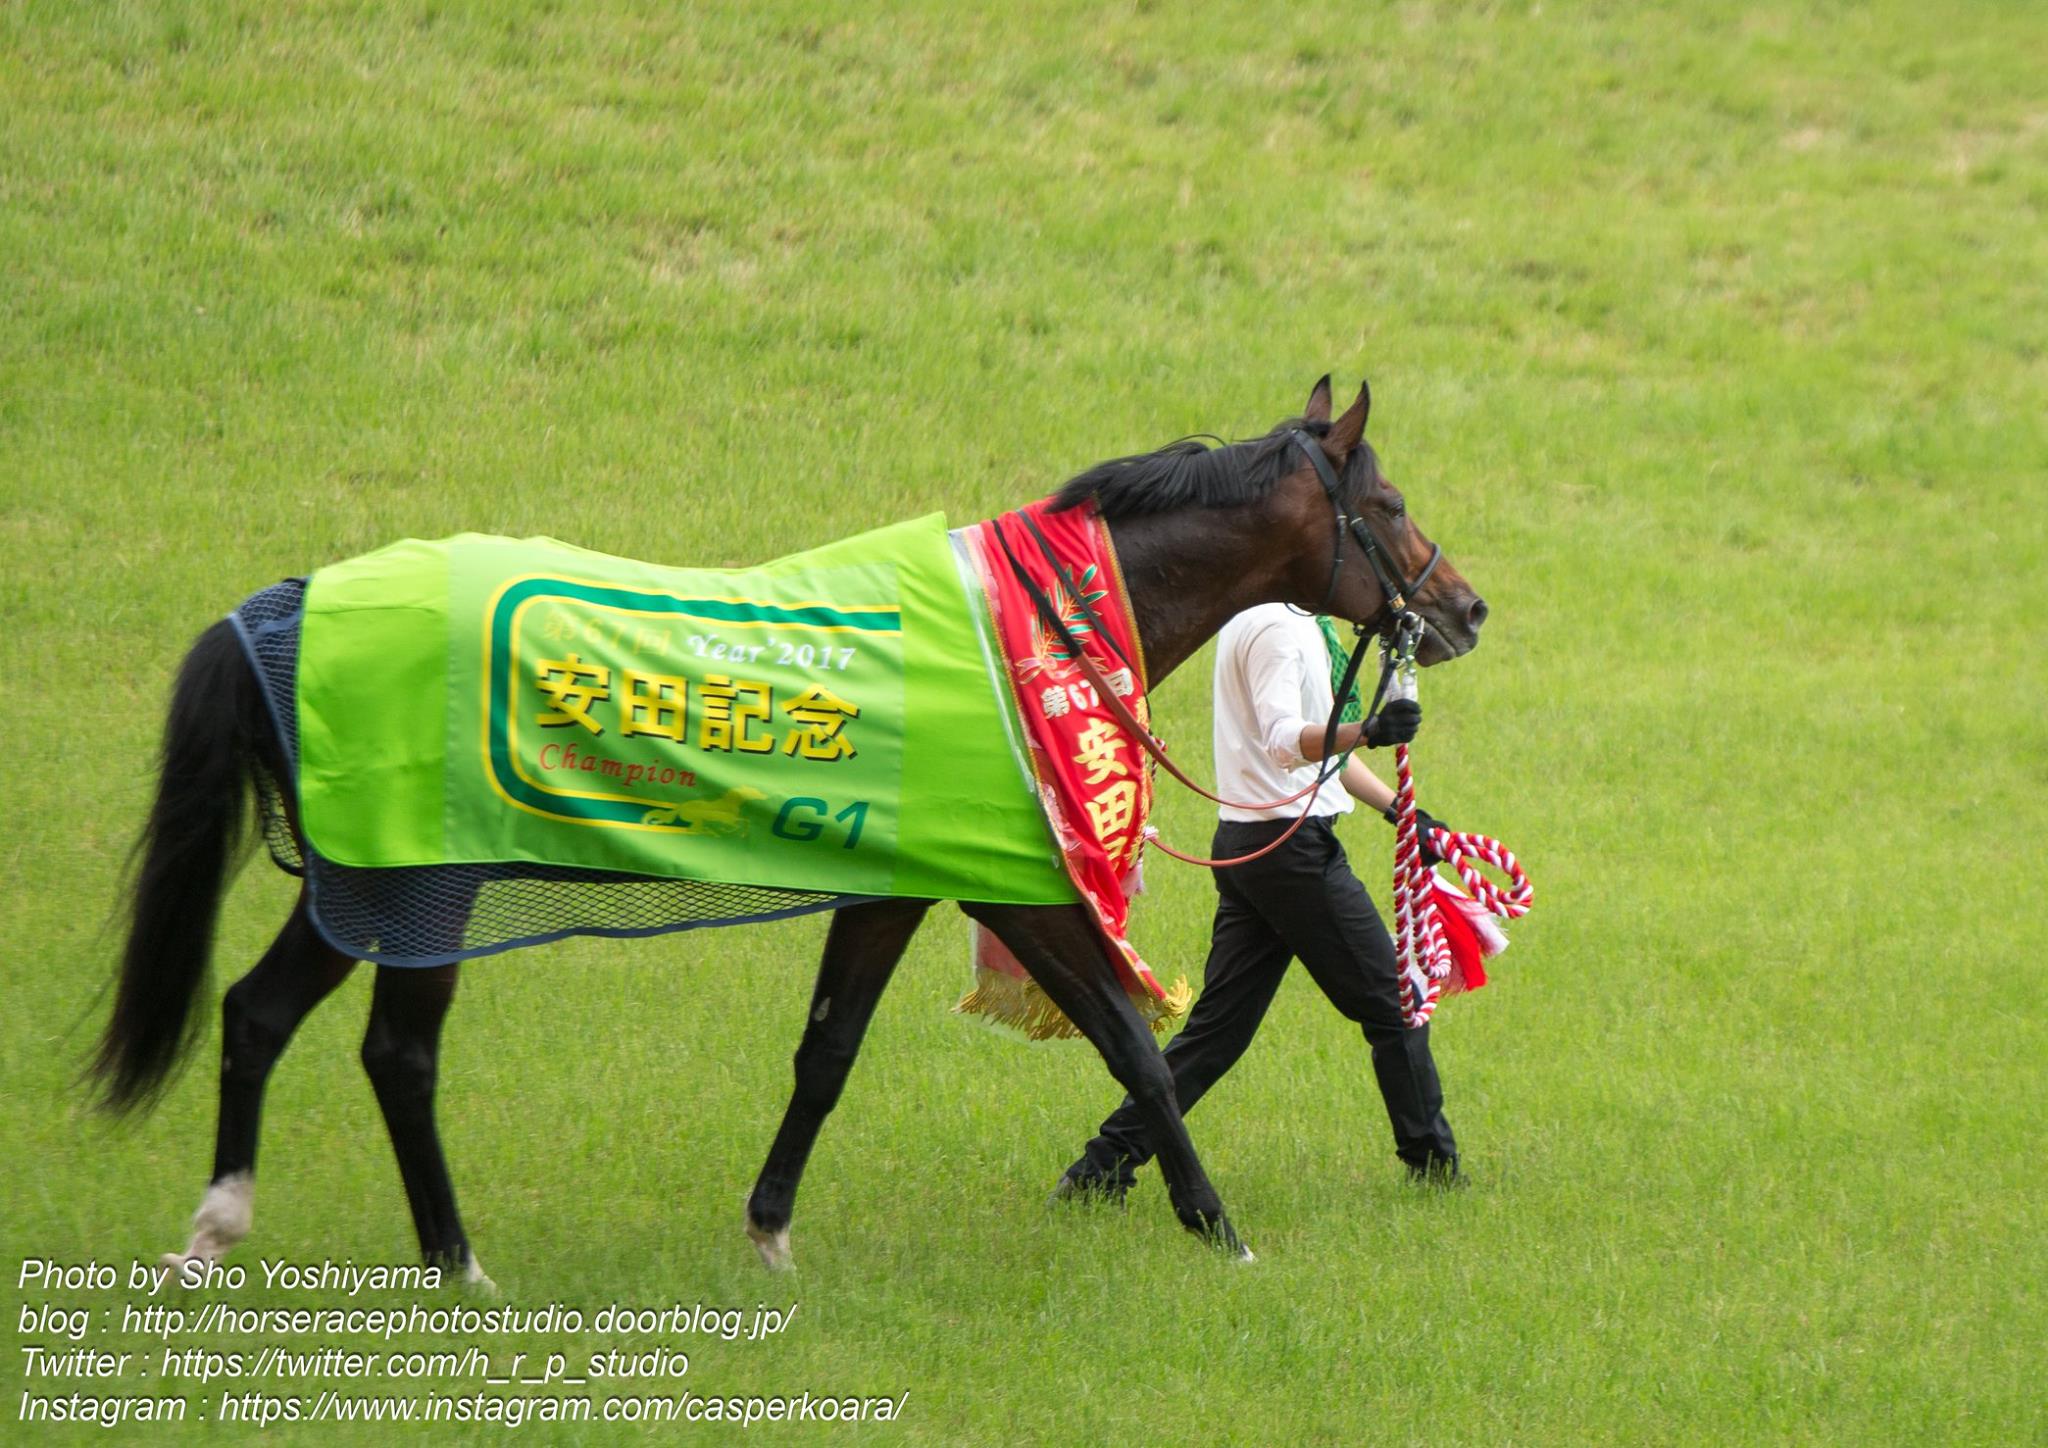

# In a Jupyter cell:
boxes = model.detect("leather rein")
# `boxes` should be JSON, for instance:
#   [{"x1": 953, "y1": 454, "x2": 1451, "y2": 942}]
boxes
[{"x1": 992, "y1": 431, "x2": 1440, "y2": 866}]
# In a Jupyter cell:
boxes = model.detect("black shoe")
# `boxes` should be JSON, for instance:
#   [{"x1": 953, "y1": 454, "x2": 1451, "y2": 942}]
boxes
[
  {"x1": 1049, "y1": 1164, "x2": 1129, "y2": 1208},
  {"x1": 1404, "y1": 1156, "x2": 1466, "y2": 1190}
]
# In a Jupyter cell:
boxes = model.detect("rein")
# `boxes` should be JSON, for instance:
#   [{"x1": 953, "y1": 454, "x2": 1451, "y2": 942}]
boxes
[
  {"x1": 990, "y1": 511, "x2": 1380, "y2": 801},
  {"x1": 990, "y1": 508, "x2": 1393, "y2": 869},
  {"x1": 991, "y1": 430, "x2": 1441, "y2": 867},
  {"x1": 1138, "y1": 620, "x2": 1412, "y2": 870}
]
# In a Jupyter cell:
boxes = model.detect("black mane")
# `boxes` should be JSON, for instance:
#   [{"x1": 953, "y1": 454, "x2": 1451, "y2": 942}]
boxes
[{"x1": 1049, "y1": 416, "x2": 1377, "y2": 519}]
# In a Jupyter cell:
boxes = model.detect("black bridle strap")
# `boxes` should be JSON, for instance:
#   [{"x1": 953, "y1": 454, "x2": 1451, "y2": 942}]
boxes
[{"x1": 1288, "y1": 429, "x2": 1442, "y2": 623}]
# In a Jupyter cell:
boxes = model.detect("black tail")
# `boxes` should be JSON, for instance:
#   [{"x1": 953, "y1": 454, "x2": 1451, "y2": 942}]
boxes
[{"x1": 89, "y1": 619, "x2": 271, "y2": 1114}]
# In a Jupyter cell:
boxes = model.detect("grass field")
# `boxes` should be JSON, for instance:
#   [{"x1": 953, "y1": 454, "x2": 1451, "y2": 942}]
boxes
[{"x1": 4, "y1": 1, "x2": 2044, "y2": 1441}]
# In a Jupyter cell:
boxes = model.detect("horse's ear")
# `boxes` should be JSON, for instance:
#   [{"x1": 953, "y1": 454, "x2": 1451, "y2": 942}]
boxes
[
  {"x1": 1325, "y1": 378, "x2": 1370, "y2": 458},
  {"x1": 1303, "y1": 374, "x2": 1333, "y2": 424}
]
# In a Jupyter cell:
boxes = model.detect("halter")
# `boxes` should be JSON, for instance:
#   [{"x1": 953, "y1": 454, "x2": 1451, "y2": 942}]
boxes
[{"x1": 1288, "y1": 429, "x2": 1442, "y2": 626}]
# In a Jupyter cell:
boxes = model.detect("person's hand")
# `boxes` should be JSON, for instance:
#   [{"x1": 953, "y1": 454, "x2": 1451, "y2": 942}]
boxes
[
  {"x1": 1381, "y1": 804, "x2": 1451, "y2": 866},
  {"x1": 1414, "y1": 807, "x2": 1450, "y2": 866},
  {"x1": 1363, "y1": 699, "x2": 1420, "y2": 748}
]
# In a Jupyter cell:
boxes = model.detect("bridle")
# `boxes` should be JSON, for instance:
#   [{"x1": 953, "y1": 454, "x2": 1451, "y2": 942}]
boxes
[{"x1": 1288, "y1": 428, "x2": 1441, "y2": 626}]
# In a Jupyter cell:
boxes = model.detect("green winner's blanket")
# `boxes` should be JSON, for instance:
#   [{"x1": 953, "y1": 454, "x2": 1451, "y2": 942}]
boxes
[{"x1": 295, "y1": 515, "x2": 1078, "y2": 907}]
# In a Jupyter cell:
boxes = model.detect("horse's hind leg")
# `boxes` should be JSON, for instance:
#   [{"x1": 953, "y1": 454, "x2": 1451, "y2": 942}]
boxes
[
  {"x1": 360, "y1": 963, "x2": 490, "y2": 1289},
  {"x1": 745, "y1": 898, "x2": 931, "y2": 1270},
  {"x1": 162, "y1": 893, "x2": 356, "y2": 1275},
  {"x1": 962, "y1": 901, "x2": 1250, "y2": 1260}
]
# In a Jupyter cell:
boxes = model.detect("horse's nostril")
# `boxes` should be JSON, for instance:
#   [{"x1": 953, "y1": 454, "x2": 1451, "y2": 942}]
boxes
[{"x1": 1468, "y1": 597, "x2": 1489, "y2": 630}]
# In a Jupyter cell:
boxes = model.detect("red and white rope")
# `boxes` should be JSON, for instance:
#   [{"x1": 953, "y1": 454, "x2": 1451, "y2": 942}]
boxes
[{"x1": 1390, "y1": 741, "x2": 1533, "y2": 1028}]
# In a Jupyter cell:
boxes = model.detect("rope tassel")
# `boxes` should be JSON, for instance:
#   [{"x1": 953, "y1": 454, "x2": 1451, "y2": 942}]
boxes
[
  {"x1": 1391, "y1": 740, "x2": 1453, "y2": 1026},
  {"x1": 1384, "y1": 644, "x2": 1533, "y2": 1028}
]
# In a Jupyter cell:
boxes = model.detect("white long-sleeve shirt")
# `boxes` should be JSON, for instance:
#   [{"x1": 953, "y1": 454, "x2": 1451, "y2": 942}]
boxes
[{"x1": 1213, "y1": 604, "x2": 1354, "y2": 823}]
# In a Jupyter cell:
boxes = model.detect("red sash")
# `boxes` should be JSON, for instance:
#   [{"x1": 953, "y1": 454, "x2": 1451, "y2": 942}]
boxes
[{"x1": 953, "y1": 499, "x2": 1188, "y2": 1037}]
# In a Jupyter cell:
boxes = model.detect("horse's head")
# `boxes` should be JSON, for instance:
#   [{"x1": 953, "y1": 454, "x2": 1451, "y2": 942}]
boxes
[{"x1": 1278, "y1": 375, "x2": 1486, "y2": 666}]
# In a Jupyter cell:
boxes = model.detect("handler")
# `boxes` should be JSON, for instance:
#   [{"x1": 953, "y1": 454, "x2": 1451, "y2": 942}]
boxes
[{"x1": 1054, "y1": 603, "x2": 1461, "y2": 1199}]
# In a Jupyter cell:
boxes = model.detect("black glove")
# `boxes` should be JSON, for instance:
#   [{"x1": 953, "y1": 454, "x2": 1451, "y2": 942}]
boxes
[
  {"x1": 1415, "y1": 807, "x2": 1450, "y2": 865},
  {"x1": 1381, "y1": 804, "x2": 1451, "y2": 866},
  {"x1": 1363, "y1": 699, "x2": 1421, "y2": 749}
]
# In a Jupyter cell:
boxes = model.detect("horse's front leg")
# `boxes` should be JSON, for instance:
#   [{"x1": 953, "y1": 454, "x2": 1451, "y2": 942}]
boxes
[
  {"x1": 960, "y1": 902, "x2": 1250, "y2": 1261},
  {"x1": 745, "y1": 898, "x2": 931, "y2": 1270}
]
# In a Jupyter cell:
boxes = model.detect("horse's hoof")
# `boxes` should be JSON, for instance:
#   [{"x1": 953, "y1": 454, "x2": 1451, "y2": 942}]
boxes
[
  {"x1": 462, "y1": 1258, "x2": 499, "y2": 1297},
  {"x1": 746, "y1": 1221, "x2": 794, "y2": 1272},
  {"x1": 1211, "y1": 1225, "x2": 1256, "y2": 1263},
  {"x1": 155, "y1": 1252, "x2": 190, "y2": 1286},
  {"x1": 1181, "y1": 1212, "x2": 1253, "y2": 1262}
]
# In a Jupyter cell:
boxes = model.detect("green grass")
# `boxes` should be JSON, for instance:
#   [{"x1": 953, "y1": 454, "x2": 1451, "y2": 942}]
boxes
[{"x1": 4, "y1": 1, "x2": 2044, "y2": 1442}]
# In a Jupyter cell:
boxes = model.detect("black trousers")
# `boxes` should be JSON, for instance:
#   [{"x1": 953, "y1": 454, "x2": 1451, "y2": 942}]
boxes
[{"x1": 1077, "y1": 815, "x2": 1457, "y2": 1185}]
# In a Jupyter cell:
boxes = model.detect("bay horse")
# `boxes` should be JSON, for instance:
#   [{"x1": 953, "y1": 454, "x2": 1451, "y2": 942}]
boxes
[{"x1": 89, "y1": 375, "x2": 1486, "y2": 1279}]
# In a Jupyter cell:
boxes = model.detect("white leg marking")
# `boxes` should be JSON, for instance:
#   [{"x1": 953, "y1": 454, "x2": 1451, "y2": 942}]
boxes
[
  {"x1": 188, "y1": 1172, "x2": 254, "y2": 1256},
  {"x1": 158, "y1": 1171, "x2": 253, "y2": 1280},
  {"x1": 746, "y1": 1218, "x2": 794, "y2": 1272},
  {"x1": 462, "y1": 1254, "x2": 499, "y2": 1296}
]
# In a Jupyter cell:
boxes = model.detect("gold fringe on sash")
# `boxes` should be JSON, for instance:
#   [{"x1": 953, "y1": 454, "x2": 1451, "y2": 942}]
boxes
[{"x1": 952, "y1": 966, "x2": 1192, "y2": 1041}]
